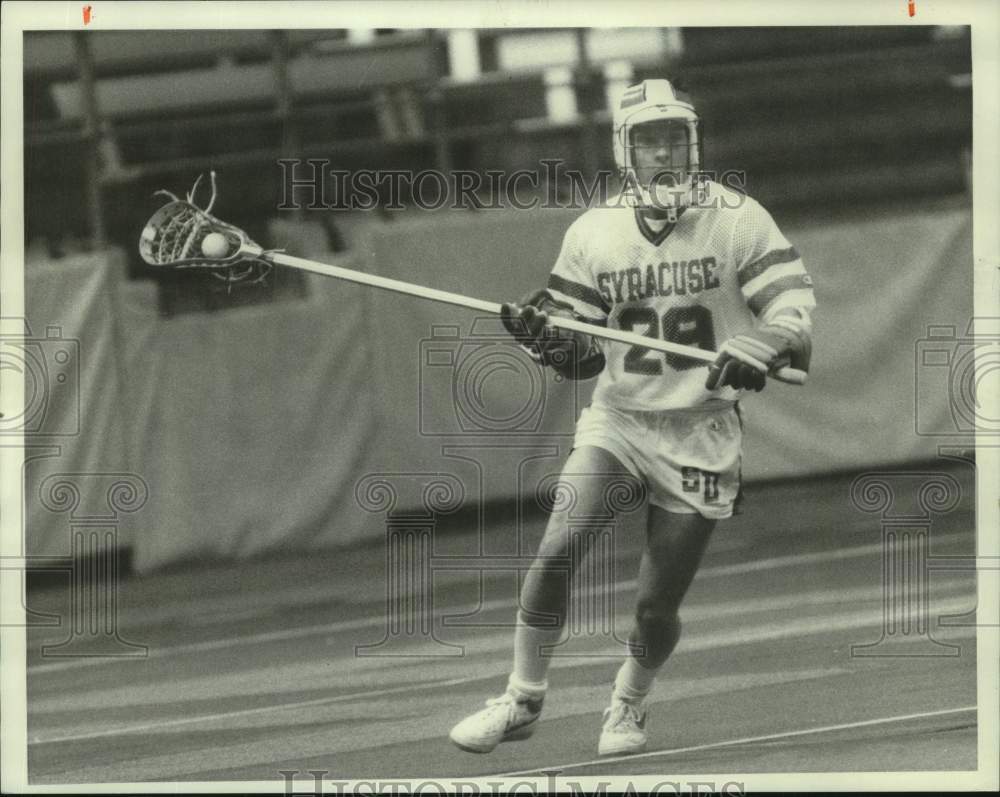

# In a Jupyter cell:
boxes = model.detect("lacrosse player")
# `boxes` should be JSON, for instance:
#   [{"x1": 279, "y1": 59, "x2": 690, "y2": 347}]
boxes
[{"x1": 449, "y1": 79, "x2": 815, "y2": 756}]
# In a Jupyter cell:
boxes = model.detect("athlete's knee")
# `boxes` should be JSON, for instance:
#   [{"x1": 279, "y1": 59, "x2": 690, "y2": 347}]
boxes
[
  {"x1": 633, "y1": 603, "x2": 681, "y2": 644},
  {"x1": 635, "y1": 602, "x2": 679, "y2": 628},
  {"x1": 535, "y1": 522, "x2": 602, "y2": 569},
  {"x1": 519, "y1": 564, "x2": 571, "y2": 629}
]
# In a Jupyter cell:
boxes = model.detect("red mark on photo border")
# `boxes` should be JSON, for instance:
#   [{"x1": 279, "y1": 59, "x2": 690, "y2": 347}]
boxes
[
  {"x1": 83, "y1": 5, "x2": 93, "y2": 25},
  {"x1": 908, "y1": 0, "x2": 915, "y2": 16}
]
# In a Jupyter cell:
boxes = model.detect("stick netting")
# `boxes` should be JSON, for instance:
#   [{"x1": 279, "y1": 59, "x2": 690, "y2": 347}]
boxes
[{"x1": 138, "y1": 172, "x2": 275, "y2": 287}]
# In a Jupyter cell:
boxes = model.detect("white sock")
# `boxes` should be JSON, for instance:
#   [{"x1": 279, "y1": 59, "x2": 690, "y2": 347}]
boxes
[
  {"x1": 510, "y1": 611, "x2": 563, "y2": 696},
  {"x1": 507, "y1": 672, "x2": 548, "y2": 702},
  {"x1": 613, "y1": 655, "x2": 659, "y2": 704}
]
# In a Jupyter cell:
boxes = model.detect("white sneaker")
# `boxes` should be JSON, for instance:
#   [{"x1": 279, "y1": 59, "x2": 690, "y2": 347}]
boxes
[
  {"x1": 598, "y1": 698, "x2": 648, "y2": 756},
  {"x1": 449, "y1": 688, "x2": 544, "y2": 753}
]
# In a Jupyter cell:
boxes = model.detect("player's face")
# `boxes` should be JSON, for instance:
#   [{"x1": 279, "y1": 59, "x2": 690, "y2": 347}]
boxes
[{"x1": 630, "y1": 120, "x2": 691, "y2": 188}]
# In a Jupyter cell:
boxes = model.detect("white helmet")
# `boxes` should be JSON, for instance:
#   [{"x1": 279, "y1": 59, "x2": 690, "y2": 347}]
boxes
[{"x1": 612, "y1": 79, "x2": 702, "y2": 218}]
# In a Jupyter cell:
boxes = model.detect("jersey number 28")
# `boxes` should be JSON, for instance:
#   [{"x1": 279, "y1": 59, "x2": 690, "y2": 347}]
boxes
[{"x1": 619, "y1": 306, "x2": 716, "y2": 374}]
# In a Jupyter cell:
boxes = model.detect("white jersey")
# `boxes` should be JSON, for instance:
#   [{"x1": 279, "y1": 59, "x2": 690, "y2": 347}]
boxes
[{"x1": 547, "y1": 181, "x2": 816, "y2": 411}]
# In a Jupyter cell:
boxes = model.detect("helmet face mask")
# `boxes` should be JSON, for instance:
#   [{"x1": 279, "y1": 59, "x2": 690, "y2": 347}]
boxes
[
  {"x1": 628, "y1": 119, "x2": 695, "y2": 190},
  {"x1": 612, "y1": 80, "x2": 703, "y2": 219}
]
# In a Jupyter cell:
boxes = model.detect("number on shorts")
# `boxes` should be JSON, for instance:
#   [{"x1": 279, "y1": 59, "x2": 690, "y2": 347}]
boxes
[
  {"x1": 620, "y1": 306, "x2": 716, "y2": 374},
  {"x1": 682, "y1": 467, "x2": 720, "y2": 502}
]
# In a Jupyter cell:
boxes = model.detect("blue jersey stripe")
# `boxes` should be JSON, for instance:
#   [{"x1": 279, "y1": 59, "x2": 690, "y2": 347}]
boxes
[
  {"x1": 747, "y1": 274, "x2": 814, "y2": 316},
  {"x1": 548, "y1": 273, "x2": 611, "y2": 315},
  {"x1": 737, "y1": 246, "x2": 801, "y2": 288}
]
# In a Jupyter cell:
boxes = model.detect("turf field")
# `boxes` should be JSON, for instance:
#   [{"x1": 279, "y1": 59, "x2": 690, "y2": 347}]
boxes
[{"x1": 25, "y1": 465, "x2": 978, "y2": 784}]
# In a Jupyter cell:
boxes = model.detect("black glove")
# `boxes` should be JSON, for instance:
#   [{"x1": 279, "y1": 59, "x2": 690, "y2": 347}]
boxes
[
  {"x1": 501, "y1": 289, "x2": 576, "y2": 367},
  {"x1": 501, "y1": 289, "x2": 606, "y2": 379}
]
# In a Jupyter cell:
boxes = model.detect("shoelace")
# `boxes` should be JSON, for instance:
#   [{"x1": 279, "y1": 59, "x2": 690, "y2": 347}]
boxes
[
  {"x1": 481, "y1": 692, "x2": 537, "y2": 734},
  {"x1": 481, "y1": 692, "x2": 520, "y2": 723},
  {"x1": 605, "y1": 701, "x2": 643, "y2": 730}
]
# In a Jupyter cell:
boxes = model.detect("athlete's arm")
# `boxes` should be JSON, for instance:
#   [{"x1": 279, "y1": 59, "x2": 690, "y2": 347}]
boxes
[
  {"x1": 707, "y1": 199, "x2": 816, "y2": 392},
  {"x1": 705, "y1": 306, "x2": 812, "y2": 391}
]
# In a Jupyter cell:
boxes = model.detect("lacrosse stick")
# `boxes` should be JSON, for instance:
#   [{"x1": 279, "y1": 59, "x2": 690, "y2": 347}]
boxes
[{"x1": 139, "y1": 173, "x2": 806, "y2": 385}]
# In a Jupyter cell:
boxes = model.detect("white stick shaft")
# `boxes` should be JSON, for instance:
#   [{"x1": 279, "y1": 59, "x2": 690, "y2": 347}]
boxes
[
  {"x1": 548, "y1": 314, "x2": 715, "y2": 361},
  {"x1": 265, "y1": 249, "x2": 502, "y2": 314},
  {"x1": 256, "y1": 247, "x2": 805, "y2": 384},
  {"x1": 263, "y1": 248, "x2": 710, "y2": 359}
]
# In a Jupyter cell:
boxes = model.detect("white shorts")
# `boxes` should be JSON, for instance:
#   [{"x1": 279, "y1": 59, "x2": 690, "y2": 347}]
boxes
[{"x1": 573, "y1": 400, "x2": 743, "y2": 519}]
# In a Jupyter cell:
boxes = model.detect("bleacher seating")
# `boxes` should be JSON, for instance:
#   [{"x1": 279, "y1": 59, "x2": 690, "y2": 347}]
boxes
[{"x1": 24, "y1": 26, "x2": 971, "y2": 303}]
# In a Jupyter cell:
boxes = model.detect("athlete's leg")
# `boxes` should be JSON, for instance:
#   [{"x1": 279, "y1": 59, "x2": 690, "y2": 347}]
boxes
[
  {"x1": 514, "y1": 444, "x2": 638, "y2": 690},
  {"x1": 599, "y1": 507, "x2": 716, "y2": 756},
  {"x1": 616, "y1": 506, "x2": 716, "y2": 697},
  {"x1": 450, "y1": 444, "x2": 639, "y2": 753}
]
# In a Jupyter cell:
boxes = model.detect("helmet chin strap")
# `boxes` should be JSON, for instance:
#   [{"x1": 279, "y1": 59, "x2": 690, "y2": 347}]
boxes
[{"x1": 626, "y1": 178, "x2": 693, "y2": 223}]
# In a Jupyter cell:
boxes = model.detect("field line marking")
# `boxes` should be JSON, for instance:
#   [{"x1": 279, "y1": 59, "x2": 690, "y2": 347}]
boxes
[
  {"x1": 492, "y1": 705, "x2": 979, "y2": 777},
  {"x1": 28, "y1": 530, "x2": 973, "y2": 674},
  {"x1": 28, "y1": 598, "x2": 976, "y2": 744},
  {"x1": 27, "y1": 676, "x2": 474, "y2": 745}
]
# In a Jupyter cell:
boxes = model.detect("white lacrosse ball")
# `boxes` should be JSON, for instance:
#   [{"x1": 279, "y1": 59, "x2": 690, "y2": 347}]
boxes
[{"x1": 201, "y1": 232, "x2": 229, "y2": 258}]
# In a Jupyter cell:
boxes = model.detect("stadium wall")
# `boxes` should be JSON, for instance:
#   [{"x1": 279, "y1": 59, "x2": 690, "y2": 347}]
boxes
[
  {"x1": 365, "y1": 202, "x2": 974, "y2": 480},
  {"x1": 22, "y1": 202, "x2": 973, "y2": 570}
]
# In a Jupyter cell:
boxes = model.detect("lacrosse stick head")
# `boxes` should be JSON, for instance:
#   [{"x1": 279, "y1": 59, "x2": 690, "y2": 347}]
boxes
[{"x1": 138, "y1": 172, "x2": 273, "y2": 287}]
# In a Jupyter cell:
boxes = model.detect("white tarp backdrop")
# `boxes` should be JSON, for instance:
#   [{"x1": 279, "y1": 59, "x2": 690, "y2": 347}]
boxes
[{"x1": 23, "y1": 203, "x2": 972, "y2": 570}]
